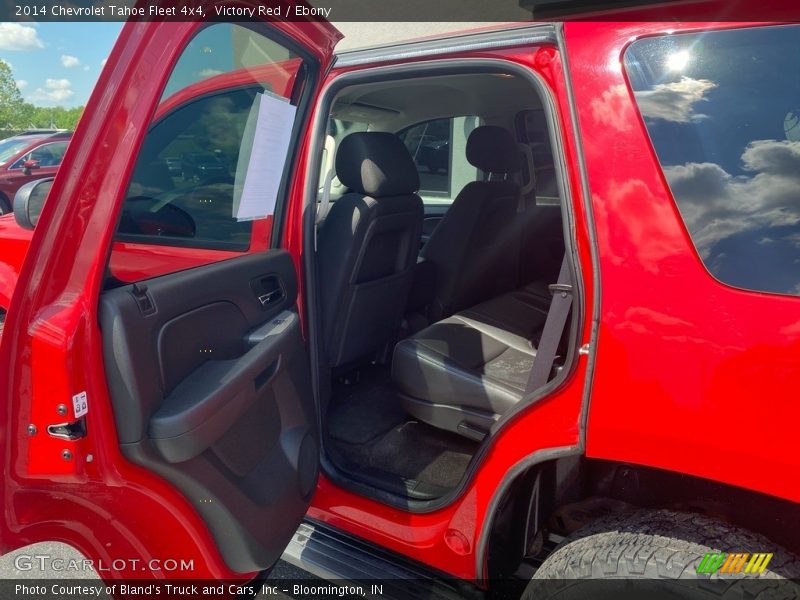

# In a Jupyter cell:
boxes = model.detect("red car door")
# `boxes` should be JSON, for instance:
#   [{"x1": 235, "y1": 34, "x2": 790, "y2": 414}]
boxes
[{"x1": 0, "y1": 8, "x2": 340, "y2": 584}]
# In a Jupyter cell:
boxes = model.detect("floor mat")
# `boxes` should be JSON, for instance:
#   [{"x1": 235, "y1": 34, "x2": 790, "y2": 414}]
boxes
[
  {"x1": 355, "y1": 421, "x2": 477, "y2": 489},
  {"x1": 326, "y1": 368, "x2": 478, "y2": 498},
  {"x1": 328, "y1": 379, "x2": 407, "y2": 445}
]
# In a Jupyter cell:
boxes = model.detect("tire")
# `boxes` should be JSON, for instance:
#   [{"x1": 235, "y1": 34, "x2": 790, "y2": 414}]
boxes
[
  {"x1": 0, "y1": 194, "x2": 10, "y2": 216},
  {"x1": 523, "y1": 509, "x2": 800, "y2": 600}
]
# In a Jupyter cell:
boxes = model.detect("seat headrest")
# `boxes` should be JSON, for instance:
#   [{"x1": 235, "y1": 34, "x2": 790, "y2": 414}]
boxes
[
  {"x1": 336, "y1": 132, "x2": 420, "y2": 197},
  {"x1": 466, "y1": 126, "x2": 522, "y2": 174}
]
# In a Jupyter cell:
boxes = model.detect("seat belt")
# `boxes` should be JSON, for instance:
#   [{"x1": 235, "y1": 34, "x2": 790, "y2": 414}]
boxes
[{"x1": 524, "y1": 254, "x2": 573, "y2": 395}]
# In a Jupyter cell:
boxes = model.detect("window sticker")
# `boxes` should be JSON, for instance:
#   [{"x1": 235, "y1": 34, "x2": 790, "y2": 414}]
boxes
[{"x1": 233, "y1": 91, "x2": 297, "y2": 222}]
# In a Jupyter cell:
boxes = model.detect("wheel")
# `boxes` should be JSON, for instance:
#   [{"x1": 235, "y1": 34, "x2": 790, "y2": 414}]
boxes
[
  {"x1": 523, "y1": 509, "x2": 800, "y2": 600},
  {"x1": 0, "y1": 194, "x2": 11, "y2": 216}
]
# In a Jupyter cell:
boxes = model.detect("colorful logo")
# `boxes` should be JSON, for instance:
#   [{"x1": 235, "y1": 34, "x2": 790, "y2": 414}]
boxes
[{"x1": 697, "y1": 552, "x2": 773, "y2": 575}]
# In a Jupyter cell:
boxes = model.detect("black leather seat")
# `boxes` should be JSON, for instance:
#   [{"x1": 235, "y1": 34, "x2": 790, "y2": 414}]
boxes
[
  {"x1": 391, "y1": 286, "x2": 551, "y2": 439},
  {"x1": 419, "y1": 125, "x2": 524, "y2": 321},
  {"x1": 317, "y1": 132, "x2": 423, "y2": 368}
]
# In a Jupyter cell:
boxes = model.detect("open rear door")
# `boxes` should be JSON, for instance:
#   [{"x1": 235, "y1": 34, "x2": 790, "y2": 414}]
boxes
[{"x1": 0, "y1": 10, "x2": 340, "y2": 579}]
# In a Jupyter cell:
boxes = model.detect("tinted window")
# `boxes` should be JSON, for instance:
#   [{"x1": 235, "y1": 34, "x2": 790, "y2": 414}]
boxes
[
  {"x1": 121, "y1": 89, "x2": 257, "y2": 250},
  {"x1": 115, "y1": 23, "x2": 305, "y2": 253},
  {"x1": 625, "y1": 25, "x2": 800, "y2": 296}
]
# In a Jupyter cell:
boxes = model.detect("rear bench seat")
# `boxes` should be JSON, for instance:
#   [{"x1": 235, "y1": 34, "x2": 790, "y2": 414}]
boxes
[{"x1": 391, "y1": 284, "x2": 553, "y2": 441}]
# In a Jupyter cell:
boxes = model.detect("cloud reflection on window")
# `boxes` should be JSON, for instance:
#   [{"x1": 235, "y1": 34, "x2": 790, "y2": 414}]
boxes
[
  {"x1": 635, "y1": 77, "x2": 717, "y2": 123},
  {"x1": 625, "y1": 25, "x2": 800, "y2": 296}
]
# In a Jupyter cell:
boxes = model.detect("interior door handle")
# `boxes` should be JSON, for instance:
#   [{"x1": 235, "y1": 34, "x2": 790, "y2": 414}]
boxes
[
  {"x1": 251, "y1": 275, "x2": 285, "y2": 310},
  {"x1": 258, "y1": 289, "x2": 282, "y2": 307}
]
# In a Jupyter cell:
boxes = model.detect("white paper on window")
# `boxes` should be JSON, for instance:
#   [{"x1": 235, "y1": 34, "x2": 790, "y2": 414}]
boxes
[{"x1": 232, "y1": 91, "x2": 297, "y2": 222}]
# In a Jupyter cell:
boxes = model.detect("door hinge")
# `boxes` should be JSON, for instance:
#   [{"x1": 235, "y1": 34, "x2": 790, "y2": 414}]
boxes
[
  {"x1": 47, "y1": 417, "x2": 87, "y2": 441},
  {"x1": 578, "y1": 343, "x2": 591, "y2": 356}
]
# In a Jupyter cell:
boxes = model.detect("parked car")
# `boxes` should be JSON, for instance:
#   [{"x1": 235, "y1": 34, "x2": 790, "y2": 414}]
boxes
[
  {"x1": 0, "y1": 131, "x2": 71, "y2": 215},
  {"x1": 418, "y1": 137, "x2": 450, "y2": 173},
  {"x1": 1, "y1": 6, "x2": 799, "y2": 599},
  {"x1": 180, "y1": 152, "x2": 229, "y2": 181}
]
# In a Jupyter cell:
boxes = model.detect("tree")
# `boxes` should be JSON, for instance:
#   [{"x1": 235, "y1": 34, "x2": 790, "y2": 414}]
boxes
[
  {"x1": 0, "y1": 60, "x2": 26, "y2": 131},
  {"x1": 0, "y1": 60, "x2": 85, "y2": 134}
]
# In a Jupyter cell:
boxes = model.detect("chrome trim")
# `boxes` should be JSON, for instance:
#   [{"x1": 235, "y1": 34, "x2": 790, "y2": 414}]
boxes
[{"x1": 335, "y1": 24, "x2": 558, "y2": 68}]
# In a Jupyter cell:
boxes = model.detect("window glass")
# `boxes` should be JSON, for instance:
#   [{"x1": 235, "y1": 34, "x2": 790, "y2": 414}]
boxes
[
  {"x1": 625, "y1": 25, "x2": 800, "y2": 296},
  {"x1": 13, "y1": 141, "x2": 68, "y2": 168},
  {"x1": 0, "y1": 138, "x2": 33, "y2": 165},
  {"x1": 398, "y1": 116, "x2": 480, "y2": 203},
  {"x1": 114, "y1": 23, "x2": 305, "y2": 255}
]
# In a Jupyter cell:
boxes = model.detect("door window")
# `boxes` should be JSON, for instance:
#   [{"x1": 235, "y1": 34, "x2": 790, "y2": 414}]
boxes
[
  {"x1": 625, "y1": 24, "x2": 800, "y2": 296},
  {"x1": 11, "y1": 141, "x2": 68, "y2": 169},
  {"x1": 398, "y1": 116, "x2": 481, "y2": 204},
  {"x1": 0, "y1": 138, "x2": 31, "y2": 165},
  {"x1": 112, "y1": 23, "x2": 308, "y2": 262}
]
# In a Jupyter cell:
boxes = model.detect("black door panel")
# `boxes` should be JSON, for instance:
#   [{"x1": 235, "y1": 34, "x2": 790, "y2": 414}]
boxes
[{"x1": 99, "y1": 251, "x2": 317, "y2": 573}]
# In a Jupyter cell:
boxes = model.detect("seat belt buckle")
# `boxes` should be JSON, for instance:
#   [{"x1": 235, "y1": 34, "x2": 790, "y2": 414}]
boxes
[{"x1": 549, "y1": 283, "x2": 572, "y2": 298}]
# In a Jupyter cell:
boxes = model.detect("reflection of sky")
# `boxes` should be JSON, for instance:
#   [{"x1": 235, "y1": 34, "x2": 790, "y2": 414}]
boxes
[
  {"x1": 0, "y1": 22, "x2": 122, "y2": 108},
  {"x1": 161, "y1": 25, "x2": 235, "y2": 100},
  {"x1": 626, "y1": 25, "x2": 800, "y2": 296}
]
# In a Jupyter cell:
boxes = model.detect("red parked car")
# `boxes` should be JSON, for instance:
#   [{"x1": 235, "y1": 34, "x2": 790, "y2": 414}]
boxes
[
  {"x1": 0, "y1": 130, "x2": 71, "y2": 215},
  {"x1": 1, "y1": 4, "x2": 800, "y2": 598}
]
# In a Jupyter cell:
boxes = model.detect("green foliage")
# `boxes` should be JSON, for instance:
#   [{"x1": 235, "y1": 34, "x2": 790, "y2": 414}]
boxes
[
  {"x1": 0, "y1": 59, "x2": 84, "y2": 134},
  {"x1": 0, "y1": 60, "x2": 25, "y2": 130},
  {"x1": 24, "y1": 106, "x2": 84, "y2": 130}
]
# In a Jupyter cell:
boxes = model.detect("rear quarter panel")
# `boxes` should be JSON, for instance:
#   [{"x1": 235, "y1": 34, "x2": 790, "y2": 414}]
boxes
[{"x1": 568, "y1": 21, "x2": 800, "y2": 503}]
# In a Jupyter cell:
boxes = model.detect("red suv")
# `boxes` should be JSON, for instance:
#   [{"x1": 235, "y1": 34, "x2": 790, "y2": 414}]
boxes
[
  {"x1": 0, "y1": 130, "x2": 71, "y2": 215},
  {"x1": 1, "y1": 6, "x2": 799, "y2": 598}
]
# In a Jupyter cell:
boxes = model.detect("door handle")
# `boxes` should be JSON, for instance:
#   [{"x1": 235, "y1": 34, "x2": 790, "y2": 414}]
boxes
[
  {"x1": 47, "y1": 418, "x2": 87, "y2": 441},
  {"x1": 258, "y1": 289, "x2": 282, "y2": 307},
  {"x1": 251, "y1": 275, "x2": 285, "y2": 310}
]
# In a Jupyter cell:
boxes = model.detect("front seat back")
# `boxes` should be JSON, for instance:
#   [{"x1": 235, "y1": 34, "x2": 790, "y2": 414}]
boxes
[
  {"x1": 420, "y1": 125, "x2": 523, "y2": 321},
  {"x1": 317, "y1": 132, "x2": 424, "y2": 368}
]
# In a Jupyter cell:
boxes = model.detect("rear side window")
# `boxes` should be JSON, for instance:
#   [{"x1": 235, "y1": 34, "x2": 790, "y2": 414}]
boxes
[{"x1": 625, "y1": 25, "x2": 800, "y2": 296}]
